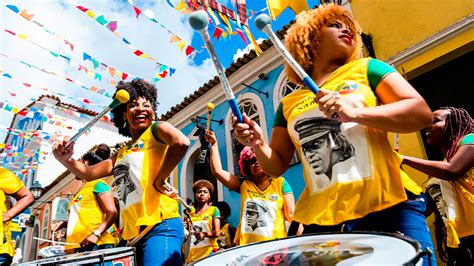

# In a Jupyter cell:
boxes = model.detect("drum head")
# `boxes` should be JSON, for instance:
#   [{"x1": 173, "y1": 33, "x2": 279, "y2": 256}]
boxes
[
  {"x1": 38, "y1": 246, "x2": 66, "y2": 258},
  {"x1": 192, "y1": 232, "x2": 421, "y2": 265}
]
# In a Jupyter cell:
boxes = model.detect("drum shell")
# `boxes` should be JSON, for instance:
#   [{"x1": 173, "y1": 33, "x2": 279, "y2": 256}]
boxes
[{"x1": 191, "y1": 232, "x2": 423, "y2": 265}]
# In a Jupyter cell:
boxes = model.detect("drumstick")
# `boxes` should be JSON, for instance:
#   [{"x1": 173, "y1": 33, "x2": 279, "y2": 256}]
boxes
[
  {"x1": 189, "y1": 11, "x2": 243, "y2": 123},
  {"x1": 207, "y1": 102, "x2": 215, "y2": 131},
  {"x1": 66, "y1": 89, "x2": 130, "y2": 148},
  {"x1": 255, "y1": 14, "x2": 319, "y2": 94},
  {"x1": 163, "y1": 180, "x2": 195, "y2": 213}
]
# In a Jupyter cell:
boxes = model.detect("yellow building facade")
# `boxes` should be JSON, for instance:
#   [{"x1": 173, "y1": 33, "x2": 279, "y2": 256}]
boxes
[{"x1": 351, "y1": 1, "x2": 473, "y2": 264}]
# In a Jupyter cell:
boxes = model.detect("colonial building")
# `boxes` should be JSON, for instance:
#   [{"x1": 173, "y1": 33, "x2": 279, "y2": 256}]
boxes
[{"x1": 1, "y1": 94, "x2": 128, "y2": 261}]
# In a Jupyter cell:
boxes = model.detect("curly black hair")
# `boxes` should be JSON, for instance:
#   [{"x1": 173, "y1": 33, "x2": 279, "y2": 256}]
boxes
[{"x1": 111, "y1": 79, "x2": 158, "y2": 137}]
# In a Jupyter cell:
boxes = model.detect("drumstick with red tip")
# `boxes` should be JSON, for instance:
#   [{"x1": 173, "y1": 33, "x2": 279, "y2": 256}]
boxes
[
  {"x1": 189, "y1": 11, "x2": 243, "y2": 123},
  {"x1": 66, "y1": 90, "x2": 130, "y2": 148},
  {"x1": 207, "y1": 102, "x2": 215, "y2": 131}
]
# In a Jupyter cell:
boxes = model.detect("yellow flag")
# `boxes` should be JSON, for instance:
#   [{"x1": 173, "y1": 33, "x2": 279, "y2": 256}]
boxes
[{"x1": 266, "y1": 0, "x2": 309, "y2": 19}]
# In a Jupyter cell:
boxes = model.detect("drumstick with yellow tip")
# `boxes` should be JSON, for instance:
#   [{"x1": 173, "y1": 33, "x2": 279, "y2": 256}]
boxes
[
  {"x1": 207, "y1": 102, "x2": 215, "y2": 131},
  {"x1": 66, "y1": 89, "x2": 130, "y2": 148}
]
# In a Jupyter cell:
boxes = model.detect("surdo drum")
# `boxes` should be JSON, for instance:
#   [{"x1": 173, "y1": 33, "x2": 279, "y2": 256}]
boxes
[{"x1": 192, "y1": 232, "x2": 425, "y2": 265}]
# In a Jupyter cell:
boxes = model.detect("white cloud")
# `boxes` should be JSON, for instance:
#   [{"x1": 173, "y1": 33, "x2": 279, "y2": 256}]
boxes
[{"x1": 232, "y1": 38, "x2": 265, "y2": 62}]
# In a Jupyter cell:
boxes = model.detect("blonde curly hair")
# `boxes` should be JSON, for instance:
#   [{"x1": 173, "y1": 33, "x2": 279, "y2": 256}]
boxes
[{"x1": 284, "y1": 4, "x2": 362, "y2": 85}]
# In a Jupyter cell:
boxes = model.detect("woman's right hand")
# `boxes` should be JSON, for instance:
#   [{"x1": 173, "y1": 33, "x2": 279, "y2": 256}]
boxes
[
  {"x1": 232, "y1": 114, "x2": 264, "y2": 148},
  {"x1": 52, "y1": 137, "x2": 74, "y2": 164},
  {"x1": 205, "y1": 130, "x2": 217, "y2": 146}
]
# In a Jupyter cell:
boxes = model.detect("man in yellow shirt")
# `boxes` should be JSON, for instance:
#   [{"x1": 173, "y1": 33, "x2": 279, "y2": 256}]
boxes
[{"x1": 1, "y1": 167, "x2": 34, "y2": 265}]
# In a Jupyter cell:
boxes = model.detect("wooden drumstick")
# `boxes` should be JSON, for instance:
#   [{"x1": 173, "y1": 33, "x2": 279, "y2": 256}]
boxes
[{"x1": 207, "y1": 102, "x2": 215, "y2": 131}]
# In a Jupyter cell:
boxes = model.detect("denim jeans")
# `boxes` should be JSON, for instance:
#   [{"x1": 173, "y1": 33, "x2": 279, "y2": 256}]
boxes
[
  {"x1": 0, "y1": 254, "x2": 12, "y2": 266},
  {"x1": 289, "y1": 193, "x2": 436, "y2": 266},
  {"x1": 135, "y1": 217, "x2": 185, "y2": 266}
]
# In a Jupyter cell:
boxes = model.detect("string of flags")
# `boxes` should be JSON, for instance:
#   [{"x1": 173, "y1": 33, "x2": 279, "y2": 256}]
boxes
[
  {"x1": 1, "y1": 68, "x2": 108, "y2": 109},
  {"x1": 68, "y1": 2, "x2": 176, "y2": 82},
  {"x1": 4, "y1": 3, "x2": 143, "y2": 87},
  {"x1": 125, "y1": 0, "x2": 199, "y2": 58},
  {"x1": 1, "y1": 52, "x2": 114, "y2": 100}
]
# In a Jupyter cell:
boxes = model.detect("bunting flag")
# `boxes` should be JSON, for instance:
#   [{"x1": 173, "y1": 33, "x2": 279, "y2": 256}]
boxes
[
  {"x1": 266, "y1": 0, "x2": 309, "y2": 19},
  {"x1": 1, "y1": 53, "x2": 114, "y2": 100},
  {"x1": 182, "y1": 0, "x2": 262, "y2": 56},
  {"x1": 69, "y1": 2, "x2": 174, "y2": 81},
  {"x1": 125, "y1": 1, "x2": 199, "y2": 58},
  {"x1": 6, "y1": 5, "x2": 144, "y2": 85},
  {"x1": 2, "y1": 28, "x2": 123, "y2": 92},
  {"x1": 1, "y1": 68, "x2": 109, "y2": 109}
]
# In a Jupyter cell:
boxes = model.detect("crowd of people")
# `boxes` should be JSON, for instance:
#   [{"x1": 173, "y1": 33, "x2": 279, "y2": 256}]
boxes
[{"x1": 1, "y1": 3, "x2": 472, "y2": 266}]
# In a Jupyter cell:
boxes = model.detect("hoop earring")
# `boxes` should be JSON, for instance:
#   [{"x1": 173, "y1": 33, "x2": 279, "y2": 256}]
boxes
[{"x1": 123, "y1": 121, "x2": 127, "y2": 128}]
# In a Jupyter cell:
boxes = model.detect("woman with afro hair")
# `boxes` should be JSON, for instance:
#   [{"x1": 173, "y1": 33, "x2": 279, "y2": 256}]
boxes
[
  {"x1": 402, "y1": 107, "x2": 473, "y2": 265},
  {"x1": 205, "y1": 130, "x2": 294, "y2": 246},
  {"x1": 52, "y1": 79, "x2": 190, "y2": 265},
  {"x1": 233, "y1": 3, "x2": 435, "y2": 265}
]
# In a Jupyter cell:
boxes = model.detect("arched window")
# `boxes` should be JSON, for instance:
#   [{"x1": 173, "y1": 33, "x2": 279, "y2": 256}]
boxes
[
  {"x1": 225, "y1": 93, "x2": 268, "y2": 177},
  {"x1": 273, "y1": 71, "x2": 301, "y2": 166},
  {"x1": 273, "y1": 71, "x2": 301, "y2": 110}
]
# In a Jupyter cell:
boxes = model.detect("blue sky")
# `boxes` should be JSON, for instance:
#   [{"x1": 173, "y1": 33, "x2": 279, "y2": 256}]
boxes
[{"x1": 0, "y1": 0, "x2": 320, "y2": 143}]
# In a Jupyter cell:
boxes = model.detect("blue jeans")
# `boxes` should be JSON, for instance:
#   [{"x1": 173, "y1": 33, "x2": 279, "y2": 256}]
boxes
[
  {"x1": 136, "y1": 218, "x2": 185, "y2": 266},
  {"x1": 289, "y1": 193, "x2": 436, "y2": 266},
  {"x1": 0, "y1": 254, "x2": 12, "y2": 265}
]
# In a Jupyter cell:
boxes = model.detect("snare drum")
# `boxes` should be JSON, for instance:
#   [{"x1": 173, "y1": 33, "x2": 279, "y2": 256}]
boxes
[
  {"x1": 19, "y1": 247, "x2": 135, "y2": 265},
  {"x1": 192, "y1": 232, "x2": 423, "y2": 265}
]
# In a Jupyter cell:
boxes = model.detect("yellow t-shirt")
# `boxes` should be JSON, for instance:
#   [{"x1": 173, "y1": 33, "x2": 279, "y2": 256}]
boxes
[
  {"x1": 65, "y1": 180, "x2": 117, "y2": 250},
  {"x1": 113, "y1": 122, "x2": 180, "y2": 240},
  {"x1": 236, "y1": 177, "x2": 287, "y2": 245},
  {"x1": 439, "y1": 133, "x2": 474, "y2": 247},
  {"x1": 186, "y1": 206, "x2": 220, "y2": 263},
  {"x1": 277, "y1": 58, "x2": 417, "y2": 225},
  {"x1": 0, "y1": 168, "x2": 24, "y2": 257}
]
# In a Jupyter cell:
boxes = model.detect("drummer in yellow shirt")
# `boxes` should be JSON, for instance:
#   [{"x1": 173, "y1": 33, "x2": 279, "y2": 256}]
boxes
[
  {"x1": 1, "y1": 167, "x2": 34, "y2": 265},
  {"x1": 185, "y1": 180, "x2": 220, "y2": 263},
  {"x1": 65, "y1": 146, "x2": 118, "y2": 253},
  {"x1": 205, "y1": 130, "x2": 295, "y2": 246}
]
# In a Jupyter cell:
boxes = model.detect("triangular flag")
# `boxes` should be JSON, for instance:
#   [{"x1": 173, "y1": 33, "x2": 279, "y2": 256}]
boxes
[
  {"x1": 213, "y1": 27, "x2": 223, "y2": 41},
  {"x1": 20, "y1": 10, "x2": 35, "y2": 21},
  {"x1": 170, "y1": 36, "x2": 180, "y2": 43},
  {"x1": 185, "y1": 45, "x2": 194, "y2": 56},
  {"x1": 266, "y1": 0, "x2": 309, "y2": 19},
  {"x1": 175, "y1": 0, "x2": 186, "y2": 11},
  {"x1": 6, "y1": 5, "x2": 20, "y2": 13},
  {"x1": 177, "y1": 40, "x2": 186, "y2": 51},
  {"x1": 107, "y1": 21, "x2": 118, "y2": 32},
  {"x1": 133, "y1": 6, "x2": 141, "y2": 18}
]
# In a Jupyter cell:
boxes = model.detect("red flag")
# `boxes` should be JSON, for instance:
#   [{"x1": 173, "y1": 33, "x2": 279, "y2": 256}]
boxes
[
  {"x1": 185, "y1": 45, "x2": 194, "y2": 56},
  {"x1": 133, "y1": 6, "x2": 141, "y2": 18},
  {"x1": 122, "y1": 73, "x2": 128, "y2": 80},
  {"x1": 212, "y1": 27, "x2": 223, "y2": 41},
  {"x1": 64, "y1": 40, "x2": 74, "y2": 51},
  {"x1": 76, "y1": 6, "x2": 89, "y2": 12},
  {"x1": 134, "y1": 50, "x2": 144, "y2": 57}
]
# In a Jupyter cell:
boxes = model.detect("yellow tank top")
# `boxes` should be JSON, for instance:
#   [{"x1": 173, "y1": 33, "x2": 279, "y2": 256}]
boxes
[
  {"x1": 114, "y1": 123, "x2": 180, "y2": 240},
  {"x1": 65, "y1": 180, "x2": 116, "y2": 250},
  {"x1": 236, "y1": 177, "x2": 287, "y2": 245},
  {"x1": 280, "y1": 58, "x2": 414, "y2": 225},
  {"x1": 186, "y1": 206, "x2": 219, "y2": 263},
  {"x1": 440, "y1": 134, "x2": 474, "y2": 247},
  {"x1": 0, "y1": 168, "x2": 24, "y2": 257}
]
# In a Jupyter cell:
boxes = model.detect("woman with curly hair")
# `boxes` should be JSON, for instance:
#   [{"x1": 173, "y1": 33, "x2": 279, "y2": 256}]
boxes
[
  {"x1": 233, "y1": 3, "x2": 435, "y2": 265},
  {"x1": 52, "y1": 79, "x2": 190, "y2": 265},
  {"x1": 205, "y1": 130, "x2": 294, "y2": 246},
  {"x1": 185, "y1": 180, "x2": 220, "y2": 263},
  {"x1": 402, "y1": 107, "x2": 473, "y2": 265}
]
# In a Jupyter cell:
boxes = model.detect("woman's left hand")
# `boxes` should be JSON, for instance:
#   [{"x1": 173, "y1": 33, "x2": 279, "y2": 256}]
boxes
[
  {"x1": 156, "y1": 183, "x2": 178, "y2": 199},
  {"x1": 81, "y1": 233, "x2": 99, "y2": 248},
  {"x1": 315, "y1": 89, "x2": 358, "y2": 122}
]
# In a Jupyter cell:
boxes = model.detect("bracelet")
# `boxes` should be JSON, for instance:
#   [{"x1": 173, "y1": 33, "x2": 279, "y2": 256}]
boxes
[{"x1": 92, "y1": 230, "x2": 102, "y2": 237}]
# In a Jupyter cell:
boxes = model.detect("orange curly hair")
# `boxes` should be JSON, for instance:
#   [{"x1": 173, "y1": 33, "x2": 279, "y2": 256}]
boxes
[{"x1": 284, "y1": 4, "x2": 362, "y2": 85}]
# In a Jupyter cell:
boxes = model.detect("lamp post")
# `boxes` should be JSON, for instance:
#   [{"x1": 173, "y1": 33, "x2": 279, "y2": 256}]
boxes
[{"x1": 30, "y1": 181, "x2": 44, "y2": 201}]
